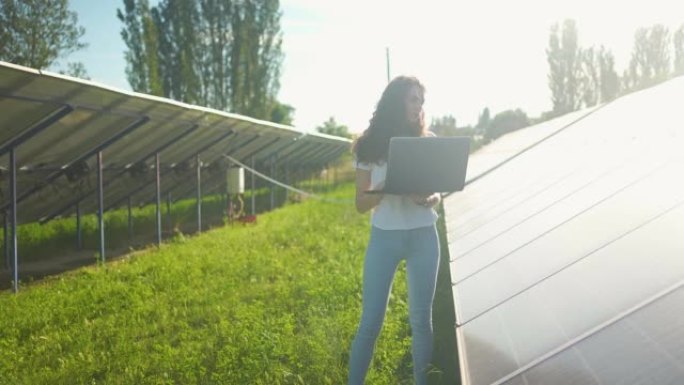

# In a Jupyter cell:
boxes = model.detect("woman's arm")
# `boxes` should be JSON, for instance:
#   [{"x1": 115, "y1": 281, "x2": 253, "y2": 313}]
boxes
[{"x1": 355, "y1": 168, "x2": 384, "y2": 213}]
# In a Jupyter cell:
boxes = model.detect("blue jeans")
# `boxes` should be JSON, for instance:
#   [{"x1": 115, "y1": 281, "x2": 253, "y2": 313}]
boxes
[{"x1": 349, "y1": 225, "x2": 440, "y2": 385}]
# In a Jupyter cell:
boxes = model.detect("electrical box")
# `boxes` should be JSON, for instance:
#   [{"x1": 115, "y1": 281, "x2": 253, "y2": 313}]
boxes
[{"x1": 227, "y1": 166, "x2": 244, "y2": 194}]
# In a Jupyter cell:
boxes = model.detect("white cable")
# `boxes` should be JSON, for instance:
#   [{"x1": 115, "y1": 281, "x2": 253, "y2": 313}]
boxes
[{"x1": 222, "y1": 155, "x2": 353, "y2": 204}]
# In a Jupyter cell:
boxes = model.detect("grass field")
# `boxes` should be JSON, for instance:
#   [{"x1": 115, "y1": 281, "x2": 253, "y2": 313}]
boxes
[
  {"x1": 2, "y1": 181, "x2": 306, "y2": 265},
  {"x1": 0, "y1": 183, "x2": 457, "y2": 384}
]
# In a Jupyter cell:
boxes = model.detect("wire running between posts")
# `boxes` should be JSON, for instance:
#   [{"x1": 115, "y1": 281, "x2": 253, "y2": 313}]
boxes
[{"x1": 222, "y1": 155, "x2": 354, "y2": 205}]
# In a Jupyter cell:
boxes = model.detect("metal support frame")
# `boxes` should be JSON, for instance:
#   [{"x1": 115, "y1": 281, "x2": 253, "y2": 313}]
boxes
[
  {"x1": 40, "y1": 123, "x2": 198, "y2": 224},
  {"x1": 287, "y1": 144, "x2": 325, "y2": 167},
  {"x1": 251, "y1": 157, "x2": 256, "y2": 215},
  {"x1": 278, "y1": 142, "x2": 316, "y2": 164},
  {"x1": 196, "y1": 154, "x2": 202, "y2": 232},
  {"x1": 165, "y1": 141, "x2": 347, "y2": 216},
  {"x1": 0, "y1": 105, "x2": 74, "y2": 157},
  {"x1": 104, "y1": 130, "x2": 235, "y2": 213},
  {"x1": 317, "y1": 145, "x2": 346, "y2": 166},
  {"x1": 155, "y1": 153, "x2": 162, "y2": 246},
  {"x1": 3, "y1": 213, "x2": 8, "y2": 270},
  {"x1": 76, "y1": 202, "x2": 82, "y2": 250},
  {"x1": 244, "y1": 136, "x2": 301, "y2": 168},
  {"x1": 97, "y1": 151, "x2": 105, "y2": 263},
  {"x1": 301, "y1": 144, "x2": 335, "y2": 167},
  {"x1": 2, "y1": 116, "x2": 150, "y2": 214},
  {"x1": 238, "y1": 137, "x2": 281, "y2": 162},
  {"x1": 141, "y1": 132, "x2": 258, "y2": 211},
  {"x1": 10, "y1": 149, "x2": 18, "y2": 292},
  {"x1": 316, "y1": 146, "x2": 347, "y2": 167},
  {"x1": 276, "y1": 136, "x2": 312, "y2": 159},
  {"x1": 222, "y1": 134, "x2": 261, "y2": 163}
]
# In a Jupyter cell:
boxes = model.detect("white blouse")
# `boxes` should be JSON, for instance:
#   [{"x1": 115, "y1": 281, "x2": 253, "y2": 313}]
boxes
[{"x1": 354, "y1": 159, "x2": 439, "y2": 230}]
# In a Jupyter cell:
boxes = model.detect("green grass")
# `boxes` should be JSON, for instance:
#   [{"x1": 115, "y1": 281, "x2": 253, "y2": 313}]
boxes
[
  {"x1": 0, "y1": 184, "x2": 433, "y2": 384},
  {"x1": 3, "y1": 187, "x2": 280, "y2": 263},
  {"x1": 2, "y1": 158, "x2": 355, "y2": 266}
]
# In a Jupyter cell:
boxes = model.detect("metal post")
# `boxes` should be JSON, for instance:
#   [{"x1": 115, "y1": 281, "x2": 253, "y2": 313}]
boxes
[
  {"x1": 196, "y1": 154, "x2": 202, "y2": 232},
  {"x1": 127, "y1": 196, "x2": 133, "y2": 241},
  {"x1": 155, "y1": 153, "x2": 162, "y2": 246},
  {"x1": 76, "y1": 202, "x2": 82, "y2": 250},
  {"x1": 3, "y1": 116, "x2": 149, "y2": 214},
  {"x1": 97, "y1": 151, "x2": 105, "y2": 263},
  {"x1": 251, "y1": 157, "x2": 255, "y2": 215},
  {"x1": 386, "y1": 47, "x2": 391, "y2": 83},
  {"x1": 10, "y1": 149, "x2": 18, "y2": 292},
  {"x1": 3, "y1": 213, "x2": 8, "y2": 271}
]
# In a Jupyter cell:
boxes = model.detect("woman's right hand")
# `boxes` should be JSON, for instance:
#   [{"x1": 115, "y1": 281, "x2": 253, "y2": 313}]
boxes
[
  {"x1": 355, "y1": 170, "x2": 384, "y2": 213},
  {"x1": 371, "y1": 180, "x2": 385, "y2": 191}
]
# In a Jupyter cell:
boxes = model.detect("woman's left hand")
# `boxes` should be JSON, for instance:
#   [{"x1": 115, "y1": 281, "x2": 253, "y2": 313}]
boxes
[{"x1": 409, "y1": 193, "x2": 440, "y2": 208}]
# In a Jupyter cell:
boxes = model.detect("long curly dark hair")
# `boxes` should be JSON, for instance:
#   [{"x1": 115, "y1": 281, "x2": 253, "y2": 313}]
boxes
[{"x1": 353, "y1": 76, "x2": 427, "y2": 164}]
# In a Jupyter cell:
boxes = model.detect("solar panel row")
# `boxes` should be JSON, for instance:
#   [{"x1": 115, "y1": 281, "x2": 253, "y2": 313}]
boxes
[
  {"x1": 0, "y1": 61, "x2": 350, "y2": 224},
  {"x1": 0, "y1": 61, "x2": 351, "y2": 292},
  {"x1": 444, "y1": 76, "x2": 684, "y2": 384}
]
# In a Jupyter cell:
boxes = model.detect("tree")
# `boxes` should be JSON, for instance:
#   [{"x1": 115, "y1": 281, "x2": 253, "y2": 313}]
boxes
[
  {"x1": 118, "y1": 0, "x2": 284, "y2": 121},
  {"x1": 429, "y1": 115, "x2": 458, "y2": 136},
  {"x1": 546, "y1": 19, "x2": 582, "y2": 116},
  {"x1": 580, "y1": 46, "x2": 600, "y2": 108},
  {"x1": 484, "y1": 109, "x2": 529, "y2": 142},
  {"x1": 562, "y1": 20, "x2": 583, "y2": 112},
  {"x1": 229, "y1": 0, "x2": 283, "y2": 119},
  {"x1": 154, "y1": 0, "x2": 201, "y2": 103},
  {"x1": 0, "y1": 0, "x2": 86, "y2": 70},
  {"x1": 316, "y1": 117, "x2": 352, "y2": 139},
  {"x1": 59, "y1": 62, "x2": 90, "y2": 80},
  {"x1": 597, "y1": 46, "x2": 619, "y2": 103},
  {"x1": 476, "y1": 107, "x2": 490, "y2": 135},
  {"x1": 625, "y1": 24, "x2": 671, "y2": 91},
  {"x1": 117, "y1": 0, "x2": 162, "y2": 95},
  {"x1": 429, "y1": 115, "x2": 477, "y2": 138},
  {"x1": 269, "y1": 101, "x2": 295, "y2": 125},
  {"x1": 546, "y1": 23, "x2": 566, "y2": 116},
  {"x1": 674, "y1": 24, "x2": 684, "y2": 76}
]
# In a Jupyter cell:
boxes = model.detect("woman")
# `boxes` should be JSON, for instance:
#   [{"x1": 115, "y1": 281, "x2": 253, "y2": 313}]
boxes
[{"x1": 349, "y1": 76, "x2": 441, "y2": 385}]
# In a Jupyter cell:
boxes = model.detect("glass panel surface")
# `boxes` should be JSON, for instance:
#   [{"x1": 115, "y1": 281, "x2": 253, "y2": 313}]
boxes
[
  {"x1": 448, "y1": 77, "x2": 684, "y2": 385},
  {"x1": 0, "y1": 99, "x2": 60, "y2": 145},
  {"x1": 503, "y1": 287, "x2": 684, "y2": 385}
]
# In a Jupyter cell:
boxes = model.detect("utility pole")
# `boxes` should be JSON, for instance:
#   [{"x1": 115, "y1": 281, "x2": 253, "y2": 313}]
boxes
[{"x1": 386, "y1": 47, "x2": 391, "y2": 83}]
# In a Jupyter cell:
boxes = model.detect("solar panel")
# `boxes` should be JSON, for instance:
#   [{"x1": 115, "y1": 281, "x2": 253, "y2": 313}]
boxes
[
  {"x1": 0, "y1": 61, "x2": 351, "y2": 226},
  {"x1": 463, "y1": 107, "x2": 599, "y2": 183},
  {"x1": 501, "y1": 284, "x2": 684, "y2": 384},
  {"x1": 444, "y1": 76, "x2": 684, "y2": 385}
]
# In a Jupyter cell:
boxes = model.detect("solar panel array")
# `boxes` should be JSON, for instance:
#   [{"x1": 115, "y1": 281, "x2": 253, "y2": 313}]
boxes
[
  {"x1": 1, "y1": 61, "x2": 351, "y2": 292},
  {"x1": 444, "y1": 76, "x2": 684, "y2": 384},
  {"x1": 0, "y1": 61, "x2": 350, "y2": 225}
]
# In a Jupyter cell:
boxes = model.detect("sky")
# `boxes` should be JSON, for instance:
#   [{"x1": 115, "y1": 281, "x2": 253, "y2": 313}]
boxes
[{"x1": 63, "y1": 0, "x2": 684, "y2": 133}]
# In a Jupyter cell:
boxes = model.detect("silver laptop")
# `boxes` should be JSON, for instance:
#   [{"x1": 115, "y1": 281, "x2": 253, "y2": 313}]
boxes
[{"x1": 366, "y1": 136, "x2": 470, "y2": 195}]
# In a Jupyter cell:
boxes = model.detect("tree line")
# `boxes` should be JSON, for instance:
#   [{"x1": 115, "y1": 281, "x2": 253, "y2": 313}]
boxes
[
  {"x1": 430, "y1": 19, "x2": 684, "y2": 149},
  {"x1": 546, "y1": 19, "x2": 684, "y2": 117},
  {"x1": 0, "y1": 0, "x2": 291, "y2": 124},
  {"x1": 0, "y1": 0, "x2": 89, "y2": 78},
  {"x1": 2, "y1": 3, "x2": 683, "y2": 139},
  {"x1": 117, "y1": 0, "x2": 291, "y2": 124}
]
